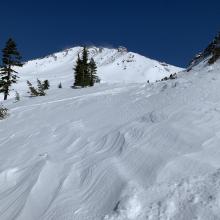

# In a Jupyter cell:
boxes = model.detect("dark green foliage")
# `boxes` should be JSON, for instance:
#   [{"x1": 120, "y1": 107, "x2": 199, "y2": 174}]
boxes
[
  {"x1": 0, "y1": 38, "x2": 23, "y2": 100},
  {"x1": 208, "y1": 48, "x2": 220, "y2": 64},
  {"x1": 74, "y1": 54, "x2": 83, "y2": 87},
  {"x1": 161, "y1": 76, "x2": 168, "y2": 81},
  {"x1": 43, "y1": 80, "x2": 50, "y2": 90},
  {"x1": 169, "y1": 73, "x2": 177, "y2": 80},
  {"x1": 27, "y1": 80, "x2": 39, "y2": 97},
  {"x1": 89, "y1": 58, "x2": 100, "y2": 86},
  {"x1": 161, "y1": 73, "x2": 177, "y2": 81},
  {"x1": 37, "y1": 79, "x2": 46, "y2": 96},
  {"x1": 0, "y1": 104, "x2": 8, "y2": 119},
  {"x1": 82, "y1": 47, "x2": 91, "y2": 87},
  {"x1": 73, "y1": 47, "x2": 99, "y2": 88},
  {"x1": 58, "y1": 82, "x2": 62, "y2": 88},
  {"x1": 27, "y1": 79, "x2": 46, "y2": 97},
  {"x1": 207, "y1": 32, "x2": 220, "y2": 64},
  {"x1": 27, "y1": 79, "x2": 49, "y2": 97}
]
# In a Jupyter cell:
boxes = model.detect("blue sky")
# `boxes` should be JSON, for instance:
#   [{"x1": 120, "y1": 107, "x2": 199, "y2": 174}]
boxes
[{"x1": 0, "y1": 0, "x2": 220, "y2": 67}]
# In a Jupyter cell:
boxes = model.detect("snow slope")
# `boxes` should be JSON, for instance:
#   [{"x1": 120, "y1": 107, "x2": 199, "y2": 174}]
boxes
[
  {"x1": 1, "y1": 54, "x2": 220, "y2": 219},
  {"x1": 9, "y1": 46, "x2": 182, "y2": 97}
]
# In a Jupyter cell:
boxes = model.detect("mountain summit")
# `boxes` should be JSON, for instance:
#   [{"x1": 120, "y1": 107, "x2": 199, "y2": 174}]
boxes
[{"x1": 12, "y1": 46, "x2": 182, "y2": 95}]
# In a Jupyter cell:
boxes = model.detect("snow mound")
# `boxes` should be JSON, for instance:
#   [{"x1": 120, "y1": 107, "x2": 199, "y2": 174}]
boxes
[{"x1": 105, "y1": 170, "x2": 220, "y2": 220}]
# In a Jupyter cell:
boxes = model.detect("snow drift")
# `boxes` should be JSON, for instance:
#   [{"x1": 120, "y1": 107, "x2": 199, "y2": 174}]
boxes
[{"x1": 1, "y1": 48, "x2": 220, "y2": 219}]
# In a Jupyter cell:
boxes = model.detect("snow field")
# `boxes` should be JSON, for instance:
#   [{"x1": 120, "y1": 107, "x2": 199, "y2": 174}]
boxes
[{"x1": 1, "y1": 51, "x2": 220, "y2": 219}]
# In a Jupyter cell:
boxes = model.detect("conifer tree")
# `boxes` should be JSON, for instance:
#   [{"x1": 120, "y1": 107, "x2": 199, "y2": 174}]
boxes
[
  {"x1": 43, "y1": 80, "x2": 50, "y2": 90},
  {"x1": 73, "y1": 47, "x2": 100, "y2": 88},
  {"x1": 0, "y1": 38, "x2": 23, "y2": 100},
  {"x1": 37, "y1": 79, "x2": 46, "y2": 96},
  {"x1": 73, "y1": 47, "x2": 91, "y2": 87},
  {"x1": 27, "y1": 80, "x2": 39, "y2": 97},
  {"x1": 80, "y1": 46, "x2": 90, "y2": 87},
  {"x1": 58, "y1": 82, "x2": 62, "y2": 88},
  {"x1": 89, "y1": 58, "x2": 99, "y2": 86},
  {"x1": 73, "y1": 54, "x2": 83, "y2": 87}
]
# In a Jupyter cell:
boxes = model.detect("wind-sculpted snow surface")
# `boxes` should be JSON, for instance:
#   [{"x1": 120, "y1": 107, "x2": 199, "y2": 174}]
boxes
[
  {"x1": 105, "y1": 170, "x2": 220, "y2": 220},
  {"x1": 1, "y1": 60, "x2": 220, "y2": 219}
]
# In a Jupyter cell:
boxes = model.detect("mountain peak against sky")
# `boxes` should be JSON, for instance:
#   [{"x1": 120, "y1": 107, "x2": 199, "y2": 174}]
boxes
[{"x1": 12, "y1": 46, "x2": 182, "y2": 96}]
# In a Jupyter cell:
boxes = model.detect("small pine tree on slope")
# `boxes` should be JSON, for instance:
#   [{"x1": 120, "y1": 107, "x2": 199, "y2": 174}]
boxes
[
  {"x1": 0, "y1": 38, "x2": 23, "y2": 100},
  {"x1": 27, "y1": 79, "x2": 48, "y2": 97},
  {"x1": 27, "y1": 80, "x2": 39, "y2": 97},
  {"x1": 43, "y1": 80, "x2": 50, "y2": 90},
  {"x1": 37, "y1": 79, "x2": 46, "y2": 96},
  {"x1": 58, "y1": 82, "x2": 62, "y2": 88}
]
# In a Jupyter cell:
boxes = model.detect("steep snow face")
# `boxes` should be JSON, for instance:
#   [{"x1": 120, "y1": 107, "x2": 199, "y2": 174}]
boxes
[
  {"x1": 187, "y1": 54, "x2": 220, "y2": 74},
  {"x1": 1, "y1": 59, "x2": 220, "y2": 219},
  {"x1": 11, "y1": 46, "x2": 182, "y2": 96},
  {"x1": 187, "y1": 32, "x2": 220, "y2": 71}
]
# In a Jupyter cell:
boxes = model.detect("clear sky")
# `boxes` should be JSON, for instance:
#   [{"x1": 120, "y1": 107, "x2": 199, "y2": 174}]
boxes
[{"x1": 0, "y1": 0, "x2": 220, "y2": 67}]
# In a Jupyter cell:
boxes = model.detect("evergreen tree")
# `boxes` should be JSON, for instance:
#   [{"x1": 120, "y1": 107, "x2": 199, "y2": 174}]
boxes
[
  {"x1": 89, "y1": 58, "x2": 99, "y2": 86},
  {"x1": 58, "y1": 82, "x2": 62, "y2": 88},
  {"x1": 73, "y1": 47, "x2": 91, "y2": 88},
  {"x1": 27, "y1": 79, "x2": 47, "y2": 97},
  {"x1": 81, "y1": 46, "x2": 90, "y2": 87},
  {"x1": 37, "y1": 79, "x2": 46, "y2": 96},
  {"x1": 0, "y1": 38, "x2": 23, "y2": 100},
  {"x1": 73, "y1": 54, "x2": 83, "y2": 87},
  {"x1": 27, "y1": 80, "x2": 39, "y2": 97},
  {"x1": 43, "y1": 79, "x2": 50, "y2": 90}
]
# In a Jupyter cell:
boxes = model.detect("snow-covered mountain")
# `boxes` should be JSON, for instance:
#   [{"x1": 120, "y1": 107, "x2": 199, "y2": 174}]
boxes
[
  {"x1": 10, "y1": 46, "x2": 182, "y2": 96},
  {"x1": 2, "y1": 45, "x2": 220, "y2": 220}
]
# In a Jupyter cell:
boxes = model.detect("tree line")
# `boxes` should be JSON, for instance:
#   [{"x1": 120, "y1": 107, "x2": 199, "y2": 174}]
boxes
[
  {"x1": 0, "y1": 38, "x2": 100, "y2": 119},
  {"x1": 0, "y1": 39, "x2": 99, "y2": 99}
]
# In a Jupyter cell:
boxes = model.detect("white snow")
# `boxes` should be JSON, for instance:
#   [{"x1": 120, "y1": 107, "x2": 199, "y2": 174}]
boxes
[
  {"x1": 1, "y1": 48, "x2": 220, "y2": 220},
  {"x1": 8, "y1": 46, "x2": 182, "y2": 98}
]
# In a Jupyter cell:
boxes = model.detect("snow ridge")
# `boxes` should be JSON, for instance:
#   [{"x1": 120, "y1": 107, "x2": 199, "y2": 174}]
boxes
[{"x1": 11, "y1": 46, "x2": 182, "y2": 97}]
